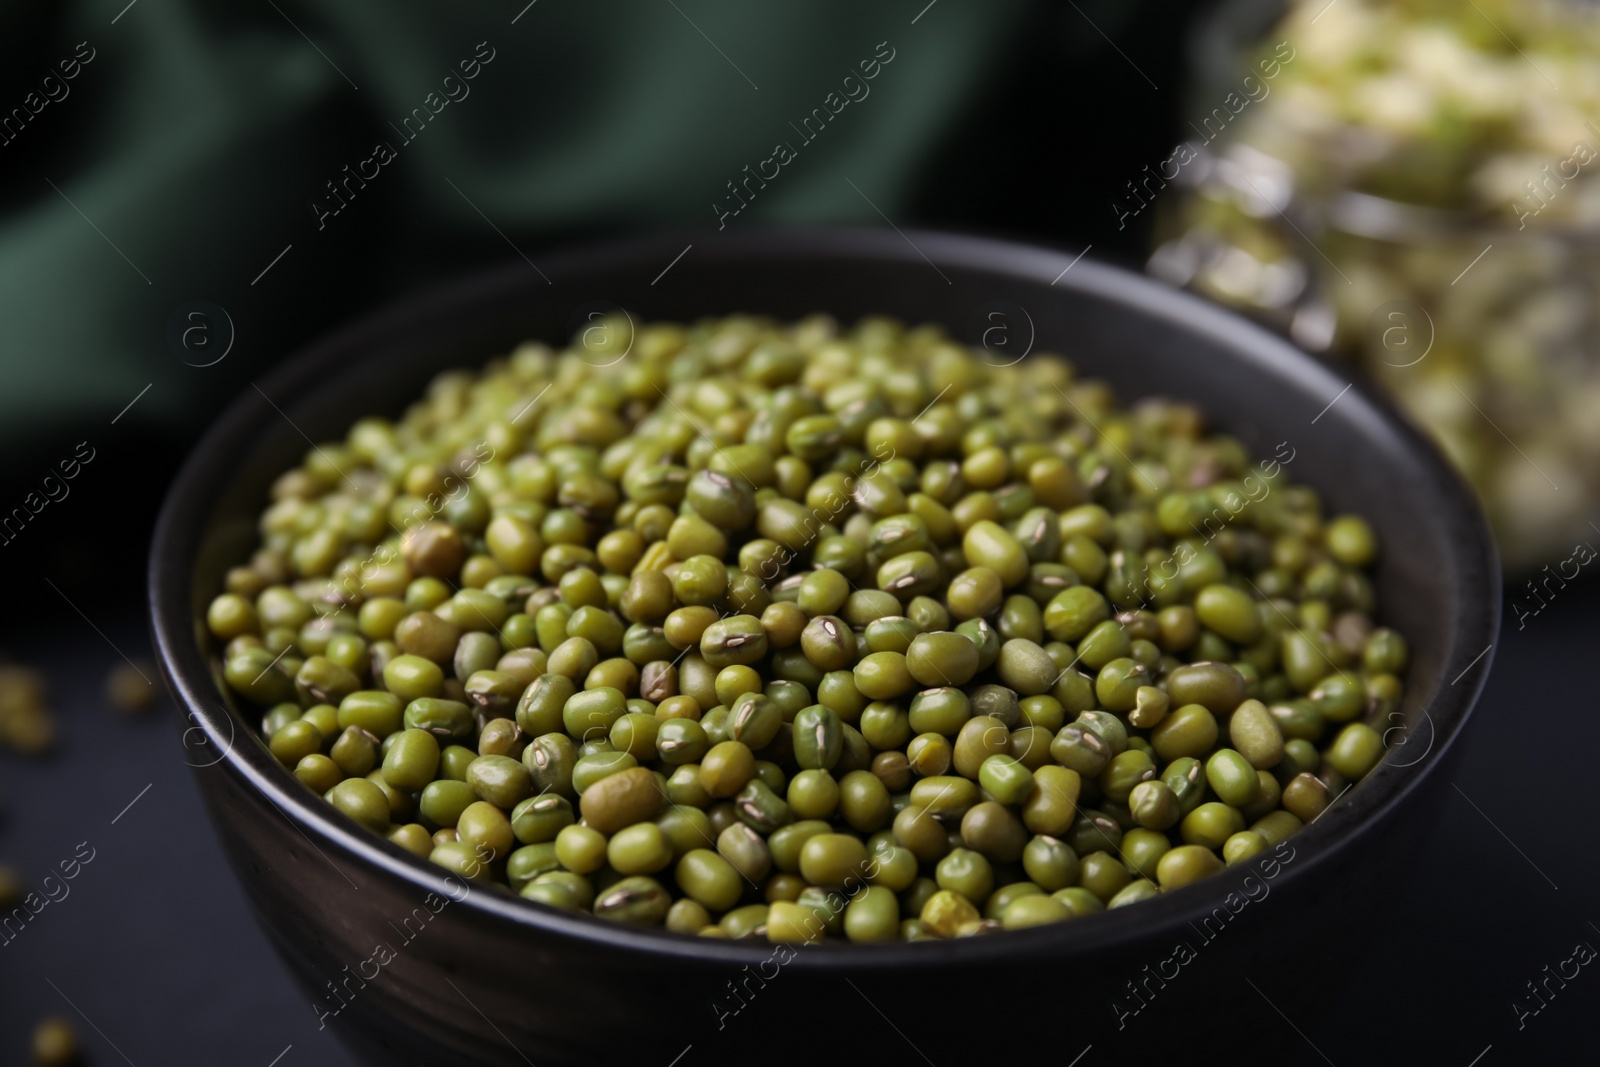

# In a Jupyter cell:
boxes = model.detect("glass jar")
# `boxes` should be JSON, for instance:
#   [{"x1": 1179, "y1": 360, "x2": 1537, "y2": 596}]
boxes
[{"x1": 1152, "y1": 0, "x2": 1600, "y2": 570}]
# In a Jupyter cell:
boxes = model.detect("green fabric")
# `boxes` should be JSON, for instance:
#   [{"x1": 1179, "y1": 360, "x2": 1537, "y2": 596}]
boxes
[{"x1": 0, "y1": 0, "x2": 1030, "y2": 444}]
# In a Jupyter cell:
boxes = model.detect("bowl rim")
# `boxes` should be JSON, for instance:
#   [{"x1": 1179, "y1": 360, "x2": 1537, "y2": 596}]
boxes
[{"x1": 149, "y1": 226, "x2": 1500, "y2": 970}]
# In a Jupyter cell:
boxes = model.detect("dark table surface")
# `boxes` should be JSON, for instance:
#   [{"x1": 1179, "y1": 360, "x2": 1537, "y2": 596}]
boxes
[{"x1": 1, "y1": 578, "x2": 1595, "y2": 1067}]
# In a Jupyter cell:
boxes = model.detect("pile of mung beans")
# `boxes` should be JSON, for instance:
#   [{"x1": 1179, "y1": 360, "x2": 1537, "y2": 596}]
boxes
[{"x1": 206, "y1": 312, "x2": 1407, "y2": 942}]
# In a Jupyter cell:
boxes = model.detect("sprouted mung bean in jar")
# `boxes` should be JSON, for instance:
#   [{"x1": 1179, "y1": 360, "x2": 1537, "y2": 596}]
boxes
[
  {"x1": 207, "y1": 312, "x2": 1407, "y2": 942},
  {"x1": 1152, "y1": 0, "x2": 1600, "y2": 567}
]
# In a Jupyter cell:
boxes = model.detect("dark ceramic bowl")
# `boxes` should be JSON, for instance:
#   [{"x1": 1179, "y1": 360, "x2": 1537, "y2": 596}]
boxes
[{"x1": 150, "y1": 229, "x2": 1498, "y2": 1066}]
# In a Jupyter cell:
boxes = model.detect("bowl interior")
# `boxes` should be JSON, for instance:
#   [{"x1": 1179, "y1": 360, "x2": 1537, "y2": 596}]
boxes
[{"x1": 151, "y1": 227, "x2": 1499, "y2": 965}]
